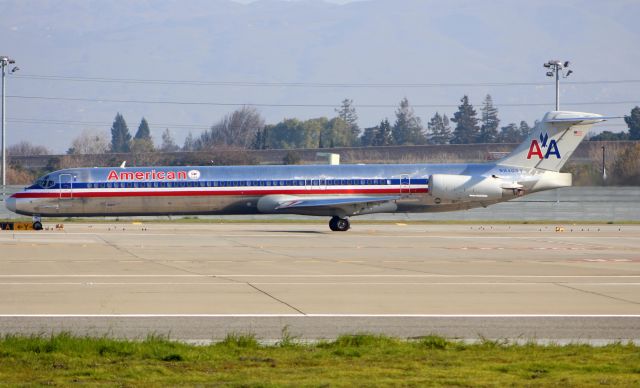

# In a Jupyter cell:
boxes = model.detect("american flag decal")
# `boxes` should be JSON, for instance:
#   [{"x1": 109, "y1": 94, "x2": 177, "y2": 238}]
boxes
[{"x1": 574, "y1": 130, "x2": 583, "y2": 136}]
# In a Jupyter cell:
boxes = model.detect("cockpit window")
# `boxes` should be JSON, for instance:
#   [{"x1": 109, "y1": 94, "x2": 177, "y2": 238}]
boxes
[{"x1": 35, "y1": 175, "x2": 56, "y2": 189}]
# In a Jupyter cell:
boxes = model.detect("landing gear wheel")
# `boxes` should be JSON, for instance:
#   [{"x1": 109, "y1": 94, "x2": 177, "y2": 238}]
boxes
[
  {"x1": 32, "y1": 221, "x2": 43, "y2": 231},
  {"x1": 329, "y1": 216, "x2": 350, "y2": 232}
]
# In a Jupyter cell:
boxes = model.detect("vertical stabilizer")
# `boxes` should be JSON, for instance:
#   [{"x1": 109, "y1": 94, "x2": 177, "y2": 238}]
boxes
[{"x1": 498, "y1": 111, "x2": 605, "y2": 171}]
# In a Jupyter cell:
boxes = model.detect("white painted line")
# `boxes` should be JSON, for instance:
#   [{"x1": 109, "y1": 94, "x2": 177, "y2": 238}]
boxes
[
  {"x1": 0, "y1": 314, "x2": 638, "y2": 318},
  {"x1": 0, "y1": 282, "x2": 638, "y2": 286},
  {"x1": 0, "y1": 274, "x2": 639, "y2": 278}
]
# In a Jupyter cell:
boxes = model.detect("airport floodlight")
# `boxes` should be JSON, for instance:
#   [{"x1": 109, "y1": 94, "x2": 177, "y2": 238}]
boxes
[{"x1": 543, "y1": 59, "x2": 572, "y2": 110}]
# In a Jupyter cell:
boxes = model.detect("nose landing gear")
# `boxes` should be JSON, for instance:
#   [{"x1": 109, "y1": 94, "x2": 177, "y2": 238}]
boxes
[{"x1": 329, "y1": 216, "x2": 350, "y2": 232}]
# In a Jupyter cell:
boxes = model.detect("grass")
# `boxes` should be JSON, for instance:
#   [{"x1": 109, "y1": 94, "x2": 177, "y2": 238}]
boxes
[{"x1": 0, "y1": 333, "x2": 638, "y2": 386}]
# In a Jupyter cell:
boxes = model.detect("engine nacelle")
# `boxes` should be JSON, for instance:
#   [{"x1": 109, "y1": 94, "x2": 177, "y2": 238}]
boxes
[{"x1": 429, "y1": 174, "x2": 510, "y2": 202}]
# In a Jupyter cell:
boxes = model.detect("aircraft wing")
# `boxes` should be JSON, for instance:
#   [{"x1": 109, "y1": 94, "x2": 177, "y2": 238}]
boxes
[
  {"x1": 276, "y1": 195, "x2": 400, "y2": 210},
  {"x1": 259, "y1": 194, "x2": 401, "y2": 217}
]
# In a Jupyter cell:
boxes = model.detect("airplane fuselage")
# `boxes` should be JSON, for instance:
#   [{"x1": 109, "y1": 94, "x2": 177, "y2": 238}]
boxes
[{"x1": 6, "y1": 162, "x2": 566, "y2": 219}]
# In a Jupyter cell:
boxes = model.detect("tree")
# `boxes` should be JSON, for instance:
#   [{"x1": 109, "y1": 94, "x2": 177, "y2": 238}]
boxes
[
  {"x1": 392, "y1": 97, "x2": 425, "y2": 145},
  {"x1": 427, "y1": 112, "x2": 452, "y2": 145},
  {"x1": 110, "y1": 113, "x2": 131, "y2": 153},
  {"x1": 478, "y1": 94, "x2": 499, "y2": 143},
  {"x1": 497, "y1": 123, "x2": 521, "y2": 143},
  {"x1": 196, "y1": 106, "x2": 264, "y2": 149},
  {"x1": 183, "y1": 132, "x2": 196, "y2": 151},
  {"x1": 321, "y1": 117, "x2": 354, "y2": 148},
  {"x1": 450, "y1": 95, "x2": 480, "y2": 144},
  {"x1": 261, "y1": 118, "x2": 309, "y2": 149},
  {"x1": 67, "y1": 129, "x2": 110, "y2": 154},
  {"x1": 373, "y1": 118, "x2": 393, "y2": 146},
  {"x1": 519, "y1": 121, "x2": 531, "y2": 139},
  {"x1": 159, "y1": 128, "x2": 180, "y2": 152},
  {"x1": 589, "y1": 131, "x2": 629, "y2": 141},
  {"x1": 7, "y1": 141, "x2": 50, "y2": 156},
  {"x1": 624, "y1": 106, "x2": 640, "y2": 140},
  {"x1": 131, "y1": 117, "x2": 154, "y2": 153},
  {"x1": 134, "y1": 117, "x2": 151, "y2": 140},
  {"x1": 335, "y1": 98, "x2": 360, "y2": 143},
  {"x1": 360, "y1": 126, "x2": 378, "y2": 147},
  {"x1": 612, "y1": 143, "x2": 640, "y2": 185}
]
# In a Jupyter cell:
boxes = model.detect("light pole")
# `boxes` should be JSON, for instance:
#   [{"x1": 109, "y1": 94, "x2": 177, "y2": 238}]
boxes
[
  {"x1": 1, "y1": 56, "x2": 17, "y2": 200},
  {"x1": 544, "y1": 60, "x2": 573, "y2": 111}
]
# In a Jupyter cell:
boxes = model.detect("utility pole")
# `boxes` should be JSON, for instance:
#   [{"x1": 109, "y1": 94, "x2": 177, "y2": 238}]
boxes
[
  {"x1": 544, "y1": 60, "x2": 573, "y2": 111},
  {"x1": 1, "y1": 56, "x2": 17, "y2": 200}
]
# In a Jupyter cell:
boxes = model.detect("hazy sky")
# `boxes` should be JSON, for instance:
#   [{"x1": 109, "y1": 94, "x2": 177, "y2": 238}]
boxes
[{"x1": 1, "y1": 0, "x2": 638, "y2": 152}]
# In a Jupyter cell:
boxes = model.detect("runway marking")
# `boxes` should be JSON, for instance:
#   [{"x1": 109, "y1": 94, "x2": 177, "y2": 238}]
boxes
[
  {"x1": 0, "y1": 314, "x2": 639, "y2": 318},
  {"x1": 1, "y1": 274, "x2": 639, "y2": 278},
  {"x1": 0, "y1": 282, "x2": 638, "y2": 286}
]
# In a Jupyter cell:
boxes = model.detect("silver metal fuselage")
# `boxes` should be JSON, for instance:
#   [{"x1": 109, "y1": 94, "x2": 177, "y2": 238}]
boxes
[{"x1": 6, "y1": 162, "x2": 553, "y2": 218}]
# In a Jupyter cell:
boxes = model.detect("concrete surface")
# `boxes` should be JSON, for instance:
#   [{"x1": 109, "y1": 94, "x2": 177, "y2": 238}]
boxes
[{"x1": 0, "y1": 223, "x2": 639, "y2": 342}]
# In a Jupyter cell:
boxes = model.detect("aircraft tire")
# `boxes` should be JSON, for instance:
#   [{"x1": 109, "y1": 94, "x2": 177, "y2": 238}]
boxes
[
  {"x1": 329, "y1": 217, "x2": 339, "y2": 231},
  {"x1": 33, "y1": 221, "x2": 43, "y2": 231},
  {"x1": 335, "y1": 217, "x2": 350, "y2": 232}
]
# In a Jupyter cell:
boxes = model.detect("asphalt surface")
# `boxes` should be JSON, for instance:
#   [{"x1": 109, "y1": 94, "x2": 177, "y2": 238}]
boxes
[{"x1": 0, "y1": 222, "x2": 639, "y2": 342}]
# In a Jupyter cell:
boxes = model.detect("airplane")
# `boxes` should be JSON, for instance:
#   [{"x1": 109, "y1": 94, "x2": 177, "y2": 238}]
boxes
[{"x1": 5, "y1": 111, "x2": 609, "y2": 231}]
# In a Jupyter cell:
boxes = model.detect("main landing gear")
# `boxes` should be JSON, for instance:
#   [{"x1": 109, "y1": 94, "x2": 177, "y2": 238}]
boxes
[
  {"x1": 329, "y1": 216, "x2": 350, "y2": 232},
  {"x1": 32, "y1": 215, "x2": 43, "y2": 231}
]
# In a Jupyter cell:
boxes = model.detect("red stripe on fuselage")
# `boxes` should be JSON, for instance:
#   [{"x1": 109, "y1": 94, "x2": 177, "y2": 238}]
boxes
[{"x1": 12, "y1": 188, "x2": 428, "y2": 199}]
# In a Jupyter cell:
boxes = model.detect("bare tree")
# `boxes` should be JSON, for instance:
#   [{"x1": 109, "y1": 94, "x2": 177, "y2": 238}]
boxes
[
  {"x1": 159, "y1": 128, "x2": 180, "y2": 152},
  {"x1": 67, "y1": 129, "x2": 110, "y2": 155},
  {"x1": 196, "y1": 107, "x2": 264, "y2": 149},
  {"x1": 7, "y1": 141, "x2": 50, "y2": 156}
]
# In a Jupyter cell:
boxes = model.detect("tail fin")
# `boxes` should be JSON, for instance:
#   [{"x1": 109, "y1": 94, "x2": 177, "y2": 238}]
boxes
[{"x1": 498, "y1": 111, "x2": 607, "y2": 171}]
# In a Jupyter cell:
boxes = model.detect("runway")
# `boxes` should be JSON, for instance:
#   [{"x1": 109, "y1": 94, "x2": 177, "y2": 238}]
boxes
[{"x1": 0, "y1": 222, "x2": 639, "y2": 342}]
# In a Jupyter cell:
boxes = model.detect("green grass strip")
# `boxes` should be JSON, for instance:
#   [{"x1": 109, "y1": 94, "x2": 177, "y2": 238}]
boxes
[{"x1": 0, "y1": 333, "x2": 638, "y2": 386}]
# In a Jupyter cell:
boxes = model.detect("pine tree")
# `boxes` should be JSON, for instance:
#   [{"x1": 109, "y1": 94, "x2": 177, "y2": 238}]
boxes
[
  {"x1": 427, "y1": 112, "x2": 452, "y2": 144},
  {"x1": 392, "y1": 98, "x2": 425, "y2": 145},
  {"x1": 624, "y1": 106, "x2": 640, "y2": 140},
  {"x1": 336, "y1": 98, "x2": 360, "y2": 144},
  {"x1": 450, "y1": 95, "x2": 479, "y2": 144},
  {"x1": 131, "y1": 117, "x2": 154, "y2": 153},
  {"x1": 360, "y1": 127, "x2": 377, "y2": 147},
  {"x1": 373, "y1": 118, "x2": 393, "y2": 146},
  {"x1": 519, "y1": 121, "x2": 531, "y2": 140},
  {"x1": 478, "y1": 94, "x2": 499, "y2": 143},
  {"x1": 160, "y1": 128, "x2": 179, "y2": 152},
  {"x1": 135, "y1": 118, "x2": 151, "y2": 140},
  {"x1": 110, "y1": 113, "x2": 131, "y2": 153}
]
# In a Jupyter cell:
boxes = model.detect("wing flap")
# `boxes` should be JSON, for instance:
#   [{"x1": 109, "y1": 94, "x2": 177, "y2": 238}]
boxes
[{"x1": 276, "y1": 195, "x2": 400, "y2": 210}]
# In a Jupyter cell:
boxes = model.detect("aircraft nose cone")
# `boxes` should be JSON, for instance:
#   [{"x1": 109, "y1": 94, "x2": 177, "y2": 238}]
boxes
[{"x1": 5, "y1": 195, "x2": 16, "y2": 213}]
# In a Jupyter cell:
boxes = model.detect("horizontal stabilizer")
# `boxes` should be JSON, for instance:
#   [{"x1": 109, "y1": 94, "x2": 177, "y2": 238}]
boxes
[{"x1": 546, "y1": 116, "x2": 619, "y2": 123}]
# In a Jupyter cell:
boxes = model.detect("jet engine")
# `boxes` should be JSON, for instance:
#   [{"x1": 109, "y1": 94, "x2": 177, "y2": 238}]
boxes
[{"x1": 429, "y1": 174, "x2": 521, "y2": 202}]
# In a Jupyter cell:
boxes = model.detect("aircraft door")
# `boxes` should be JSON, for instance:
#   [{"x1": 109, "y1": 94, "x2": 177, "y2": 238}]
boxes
[
  {"x1": 59, "y1": 174, "x2": 73, "y2": 199},
  {"x1": 400, "y1": 174, "x2": 411, "y2": 194}
]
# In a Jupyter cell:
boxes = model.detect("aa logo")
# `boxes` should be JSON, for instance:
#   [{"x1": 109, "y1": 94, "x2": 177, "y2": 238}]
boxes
[{"x1": 527, "y1": 132, "x2": 561, "y2": 159}]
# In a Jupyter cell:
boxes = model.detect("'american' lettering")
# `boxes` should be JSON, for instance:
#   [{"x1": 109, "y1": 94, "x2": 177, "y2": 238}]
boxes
[{"x1": 107, "y1": 170, "x2": 187, "y2": 181}]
